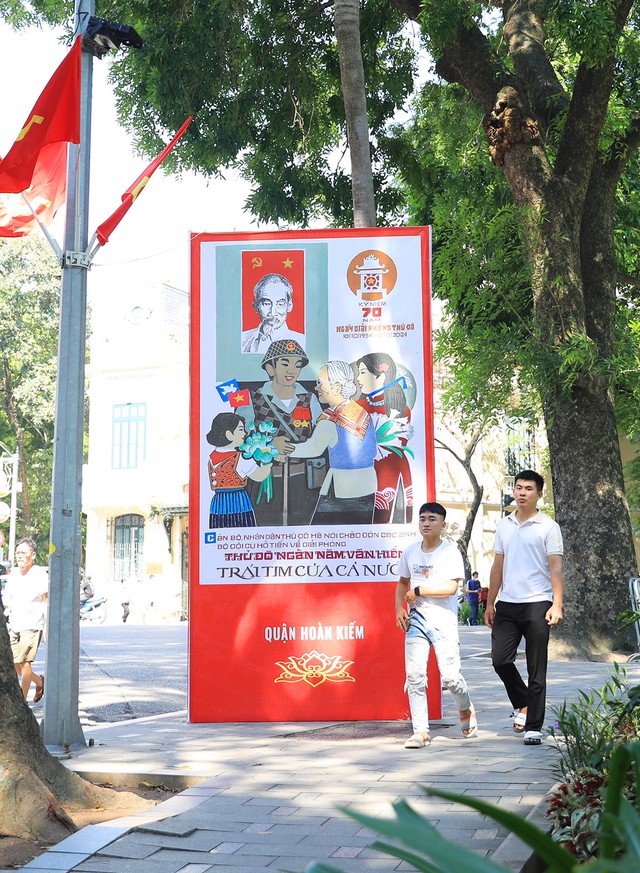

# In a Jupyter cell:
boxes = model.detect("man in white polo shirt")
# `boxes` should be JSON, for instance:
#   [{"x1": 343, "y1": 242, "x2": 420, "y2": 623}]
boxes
[{"x1": 485, "y1": 470, "x2": 563, "y2": 746}]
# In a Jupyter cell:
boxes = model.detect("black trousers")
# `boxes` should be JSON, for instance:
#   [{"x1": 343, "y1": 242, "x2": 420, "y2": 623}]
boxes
[{"x1": 491, "y1": 600, "x2": 551, "y2": 732}]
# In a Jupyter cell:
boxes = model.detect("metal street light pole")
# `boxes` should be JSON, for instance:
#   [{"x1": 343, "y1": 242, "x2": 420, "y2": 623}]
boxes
[{"x1": 41, "y1": 0, "x2": 94, "y2": 749}]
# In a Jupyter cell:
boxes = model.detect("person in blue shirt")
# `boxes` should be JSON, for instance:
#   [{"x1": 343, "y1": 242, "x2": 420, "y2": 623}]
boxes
[{"x1": 465, "y1": 571, "x2": 482, "y2": 625}]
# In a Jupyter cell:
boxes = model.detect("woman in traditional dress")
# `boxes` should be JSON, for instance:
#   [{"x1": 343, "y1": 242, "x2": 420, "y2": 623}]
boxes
[
  {"x1": 206, "y1": 412, "x2": 273, "y2": 528},
  {"x1": 355, "y1": 352, "x2": 413, "y2": 524}
]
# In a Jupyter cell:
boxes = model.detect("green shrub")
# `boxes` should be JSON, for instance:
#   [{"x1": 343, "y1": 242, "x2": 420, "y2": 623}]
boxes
[
  {"x1": 542, "y1": 665, "x2": 640, "y2": 860},
  {"x1": 457, "y1": 601, "x2": 485, "y2": 625},
  {"x1": 458, "y1": 601, "x2": 471, "y2": 624},
  {"x1": 548, "y1": 663, "x2": 640, "y2": 781}
]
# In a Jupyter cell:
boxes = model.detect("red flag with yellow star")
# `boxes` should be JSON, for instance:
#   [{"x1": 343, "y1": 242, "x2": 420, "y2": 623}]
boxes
[
  {"x1": 0, "y1": 38, "x2": 80, "y2": 196},
  {"x1": 0, "y1": 141, "x2": 68, "y2": 237},
  {"x1": 95, "y1": 116, "x2": 192, "y2": 246}
]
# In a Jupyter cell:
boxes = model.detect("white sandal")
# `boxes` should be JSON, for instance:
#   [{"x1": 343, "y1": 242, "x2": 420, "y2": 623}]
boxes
[
  {"x1": 512, "y1": 710, "x2": 527, "y2": 733},
  {"x1": 524, "y1": 730, "x2": 543, "y2": 745},
  {"x1": 404, "y1": 733, "x2": 431, "y2": 748},
  {"x1": 460, "y1": 704, "x2": 478, "y2": 738}
]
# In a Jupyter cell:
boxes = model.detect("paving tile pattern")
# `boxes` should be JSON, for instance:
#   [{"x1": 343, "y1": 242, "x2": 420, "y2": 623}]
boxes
[{"x1": 21, "y1": 630, "x2": 640, "y2": 873}]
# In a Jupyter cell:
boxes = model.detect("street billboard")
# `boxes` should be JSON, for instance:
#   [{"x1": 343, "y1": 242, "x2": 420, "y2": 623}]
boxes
[{"x1": 189, "y1": 227, "x2": 438, "y2": 721}]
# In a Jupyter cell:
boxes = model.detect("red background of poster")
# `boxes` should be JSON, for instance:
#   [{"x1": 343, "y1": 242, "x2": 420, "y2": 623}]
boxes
[
  {"x1": 190, "y1": 227, "x2": 437, "y2": 724},
  {"x1": 188, "y1": 582, "x2": 441, "y2": 722},
  {"x1": 241, "y1": 249, "x2": 305, "y2": 333}
]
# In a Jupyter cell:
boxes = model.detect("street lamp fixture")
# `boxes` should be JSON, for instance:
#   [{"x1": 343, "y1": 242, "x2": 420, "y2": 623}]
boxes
[{"x1": 83, "y1": 16, "x2": 143, "y2": 58}]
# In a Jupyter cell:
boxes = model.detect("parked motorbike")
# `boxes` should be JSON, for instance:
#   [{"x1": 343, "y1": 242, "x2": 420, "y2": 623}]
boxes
[{"x1": 80, "y1": 595, "x2": 108, "y2": 624}]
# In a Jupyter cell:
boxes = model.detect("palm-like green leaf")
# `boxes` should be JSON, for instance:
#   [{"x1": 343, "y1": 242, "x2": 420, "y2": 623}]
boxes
[
  {"x1": 616, "y1": 799, "x2": 640, "y2": 857},
  {"x1": 368, "y1": 840, "x2": 444, "y2": 872},
  {"x1": 423, "y1": 787, "x2": 575, "y2": 871},
  {"x1": 332, "y1": 798, "x2": 516, "y2": 872}
]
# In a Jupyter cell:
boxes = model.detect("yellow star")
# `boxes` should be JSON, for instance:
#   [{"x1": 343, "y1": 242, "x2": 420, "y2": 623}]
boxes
[{"x1": 282, "y1": 258, "x2": 294, "y2": 269}]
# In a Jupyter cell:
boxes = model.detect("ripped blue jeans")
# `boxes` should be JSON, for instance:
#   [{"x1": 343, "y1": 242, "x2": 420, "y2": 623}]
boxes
[{"x1": 405, "y1": 610, "x2": 471, "y2": 734}]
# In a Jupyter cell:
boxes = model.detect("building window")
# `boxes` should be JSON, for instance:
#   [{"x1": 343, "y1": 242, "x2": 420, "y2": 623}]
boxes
[
  {"x1": 112, "y1": 403, "x2": 146, "y2": 469},
  {"x1": 111, "y1": 514, "x2": 144, "y2": 583}
]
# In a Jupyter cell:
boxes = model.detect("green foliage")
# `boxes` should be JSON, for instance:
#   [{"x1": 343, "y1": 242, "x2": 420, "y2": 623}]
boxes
[
  {"x1": 546, "y1": 768, "x2": 609, "y2": 860},
  {"x1": 420, "y1": 0, "x2": 483, "y2": 57},
  {"x1": 545, "y1": 0, "x2": 631, "y2": 68},
  {"x1": 58, "y1": 0, "x2": 414, "y2": 227},
  {"x1": 457, "y1": 600, "x2": 484, "y2": 625},
  {"x1": 0, "y1": 0, "x2": 40, "y2": 26},
  {"x1": 302, "y1": 670, "x2": 640, "y2": 871},
  {"x1": 548, "y1": 663, "x2": 640, "y2": 781},
  {"x1": 393, "y1": 80, "x2": 542, "y2": 429},
  {"x1": 392, "y1": 35, "x2": 640, "y2": 436},
  {"x1": 11, "y1": 0, "x2": 640, "y2": 514},
  {"x1": 545, "y1": 665, "x2": 640, "y2": 860},
  {"x1": 0, "y1": 237, "x2": 61, "y2": 542}
]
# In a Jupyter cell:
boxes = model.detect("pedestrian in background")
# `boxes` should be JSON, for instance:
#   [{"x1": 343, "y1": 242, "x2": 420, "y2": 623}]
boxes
[
  {"x1": 4, "y1": 538, "x2": 47, "y2": 702},
  {"x1": 465, "y1": 571, "x2": 481, "y2": 625}
]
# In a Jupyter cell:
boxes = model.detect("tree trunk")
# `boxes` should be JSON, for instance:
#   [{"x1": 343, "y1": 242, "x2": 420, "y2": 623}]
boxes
[
  {"x1": 544, "y1": 384, "x2": 637, "y2": 652},
  {"x1": 402, "y1": 0, "x2": 639, "y2": 654},
  {"x1": 0, "y1": 599, "x2": 150, "y2": 840},
  {"x1": 334, "y1": 0, "x2": 377, "y2": 227}
]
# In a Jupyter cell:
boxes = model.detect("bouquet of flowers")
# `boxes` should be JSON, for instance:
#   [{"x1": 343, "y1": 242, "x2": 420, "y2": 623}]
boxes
[{"x1": 240, "y1": 421, "x2": 279, "y2": 502}]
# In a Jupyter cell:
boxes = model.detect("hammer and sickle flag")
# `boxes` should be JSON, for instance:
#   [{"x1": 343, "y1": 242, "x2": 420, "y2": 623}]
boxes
[
  {"x1": 95, "y1": 116, "x2": 192, "y2": 246},
  {"x1": 0, "y1": 140, "x2": 69, "y2": 237},
  {"x1": 0, "y1": 37, "x2": 81, "y2": 198}
]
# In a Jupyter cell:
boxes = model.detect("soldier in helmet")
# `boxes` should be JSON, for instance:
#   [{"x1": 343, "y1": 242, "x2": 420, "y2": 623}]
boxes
[{"x1": 240, "y1": 339, "x2": 325, "y2": 525}]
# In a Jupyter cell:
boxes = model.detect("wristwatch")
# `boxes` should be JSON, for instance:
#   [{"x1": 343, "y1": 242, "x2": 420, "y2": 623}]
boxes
[{"x1": 414, "y1": 586, "x2": 420, "y2": 598}]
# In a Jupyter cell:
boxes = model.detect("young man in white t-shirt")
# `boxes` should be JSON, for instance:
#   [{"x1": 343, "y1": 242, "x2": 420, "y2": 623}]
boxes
[
  {"x1": 485, "y1": 470, "x2": 563, "y2": 746},
  {"x1": 395, "y1": 502, "x2": 478, "y2": 748}
]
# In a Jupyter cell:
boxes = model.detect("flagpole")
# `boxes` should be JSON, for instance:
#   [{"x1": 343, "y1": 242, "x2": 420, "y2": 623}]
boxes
[
  {"x1": 20, "y1": 192, "x2": 64, "y2": 262},
  {"x1": 86, "y1": 230, "x2": 100, "y2": 260},
  {"x1": 41, "y1": 0, "x2": 93, "y2": 749}
]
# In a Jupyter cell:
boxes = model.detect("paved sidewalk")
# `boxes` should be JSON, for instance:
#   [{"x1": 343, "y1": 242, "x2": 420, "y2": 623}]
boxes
[{"x1": 22, "y1": 628, "x2": 640, "y2": 873}]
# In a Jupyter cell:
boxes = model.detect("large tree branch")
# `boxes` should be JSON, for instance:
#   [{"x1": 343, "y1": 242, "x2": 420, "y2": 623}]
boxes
[
  {"x1": 618, "y1": 272, "x2": 640, "y2": 289},
  {"x1": 434, "y1": 21, "x2": 516, "y2": 114},
  {"x1": 386, "y1": 0, "x2": 515, "y2": 113},
  {"x1": 501, "y1": 0, "x2": 569, "y2": 129},
  {"x1": 554, "y1": 0, "x2": 633, "y2": 201},
  {"x1": 386, "y1": 0, "x2": 420, "y2": 22}
]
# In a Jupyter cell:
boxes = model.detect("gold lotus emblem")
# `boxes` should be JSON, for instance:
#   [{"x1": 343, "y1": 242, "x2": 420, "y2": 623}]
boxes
[{"x1": 274, "y1": 650, "x2": 356, "y2": 687}]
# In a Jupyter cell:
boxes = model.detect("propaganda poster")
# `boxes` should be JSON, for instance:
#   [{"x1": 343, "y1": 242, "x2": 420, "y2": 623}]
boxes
[{"x1": 189, "y1": 227, "x2": 439, "y2": 721}]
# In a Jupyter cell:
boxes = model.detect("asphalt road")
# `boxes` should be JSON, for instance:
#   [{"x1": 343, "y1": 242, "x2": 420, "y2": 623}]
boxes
[{"x1": 32, "y1": 622, "x2": 188, "y2": 725}]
